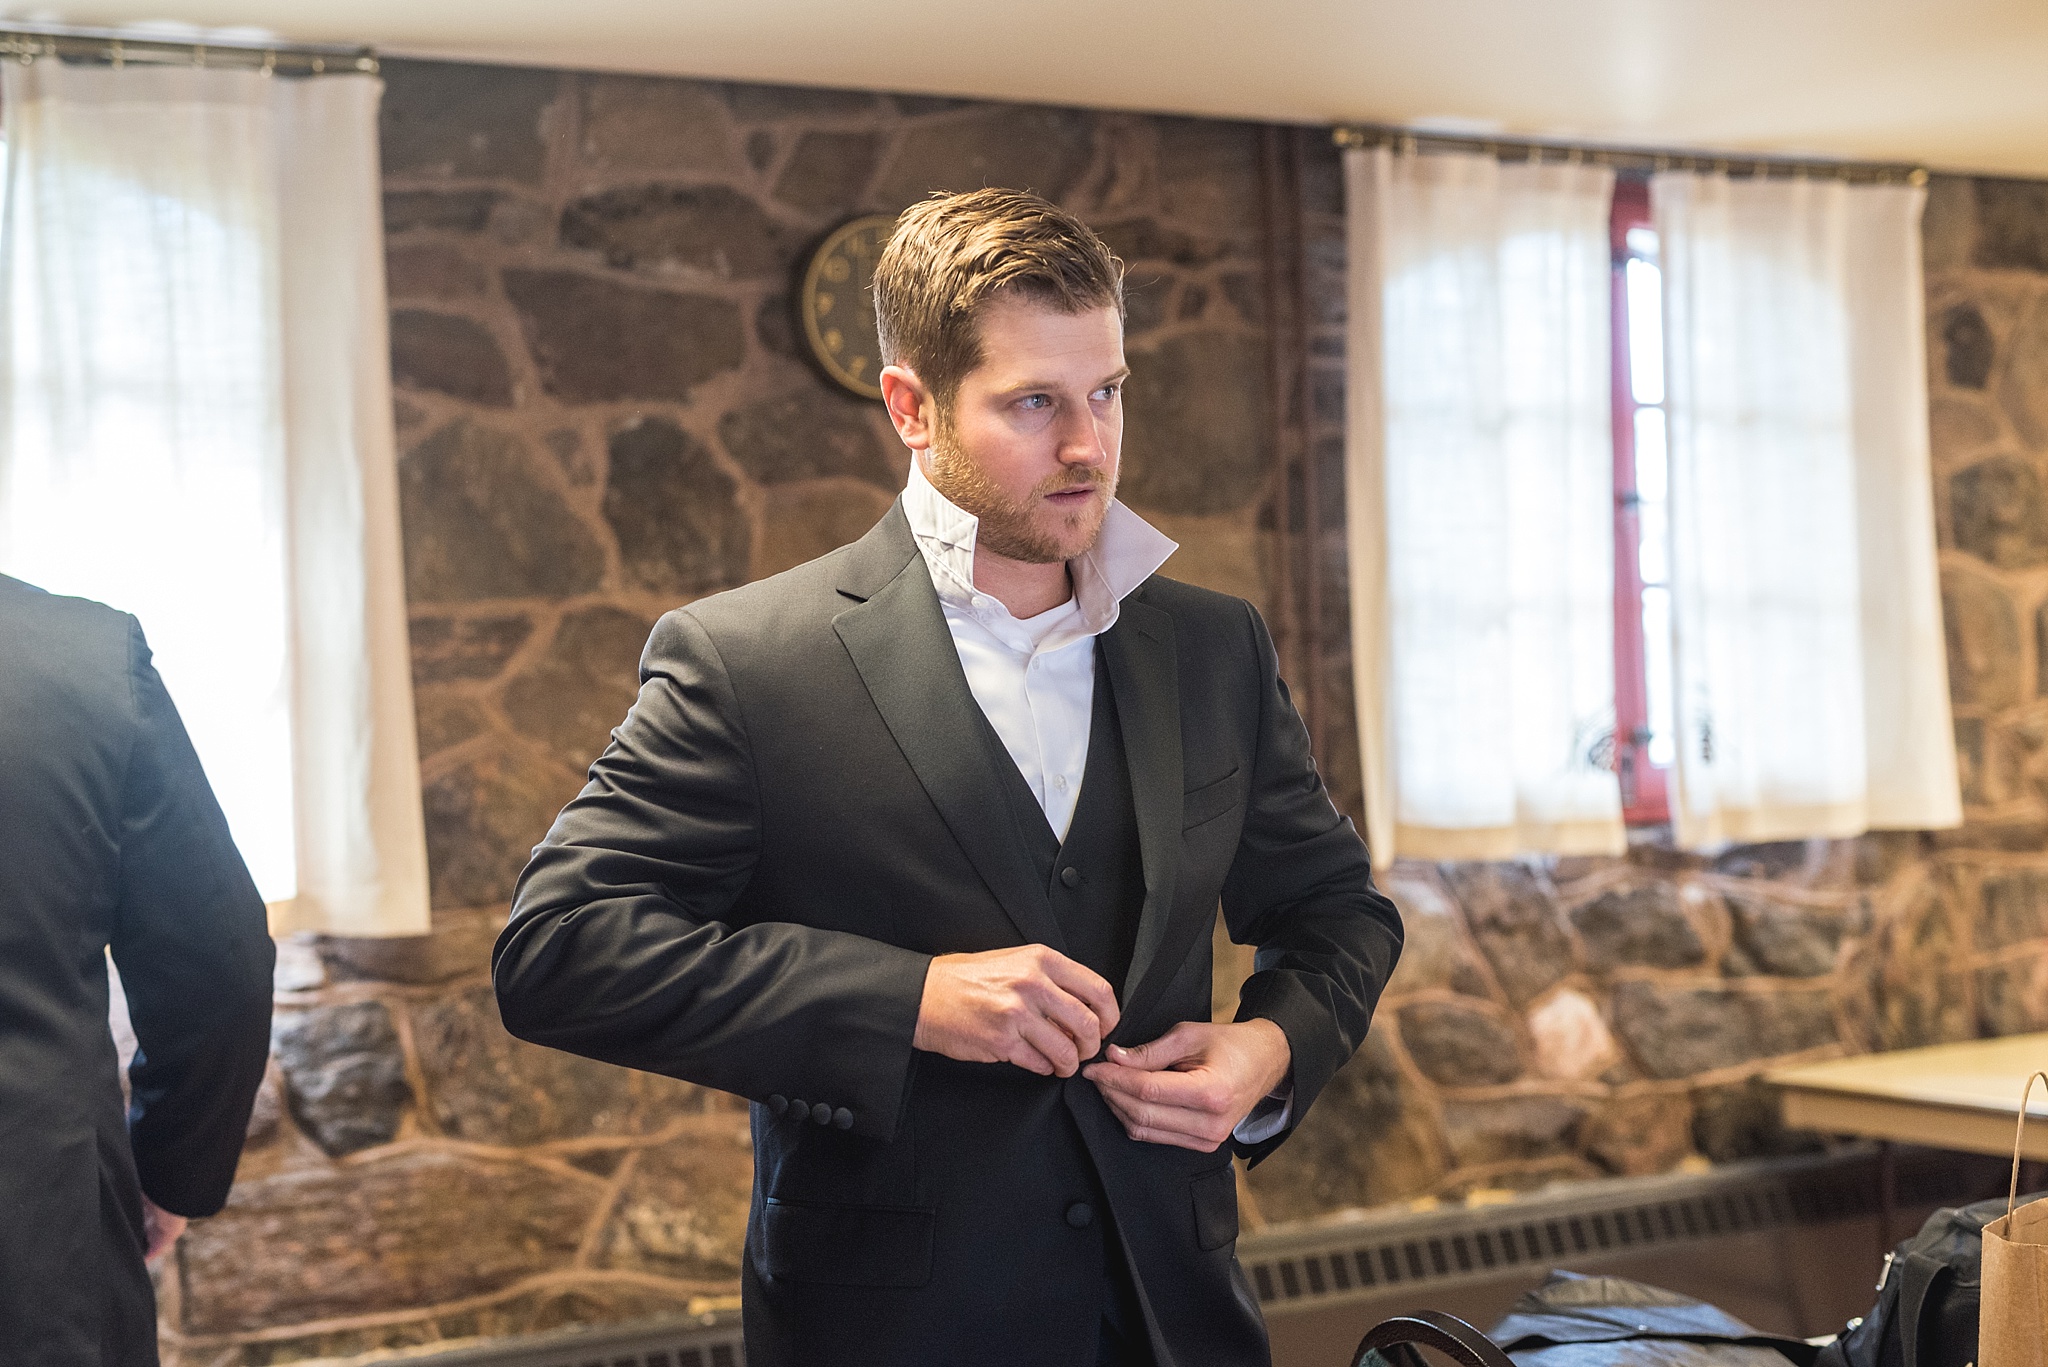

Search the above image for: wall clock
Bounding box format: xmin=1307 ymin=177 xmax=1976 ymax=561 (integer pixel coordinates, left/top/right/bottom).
xmin=798 ymin=214 xmax=894 ymax=402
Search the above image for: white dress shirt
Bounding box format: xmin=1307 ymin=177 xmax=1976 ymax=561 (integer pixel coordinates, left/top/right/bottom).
xmin=902 ymin=461 xmax=1293 ymax=1143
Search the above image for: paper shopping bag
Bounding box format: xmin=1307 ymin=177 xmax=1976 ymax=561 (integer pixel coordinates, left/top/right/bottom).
xmin=1982 ymin=1070 xmax=2048 ymax=1367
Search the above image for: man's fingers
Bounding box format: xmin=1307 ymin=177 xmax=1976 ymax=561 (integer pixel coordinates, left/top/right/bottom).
xmin=1088 ymin=1059 xmax=1230 ymax=1112
xmin=1038 ymin=952 xmax=1121 ymax=1039
xmin=1026 ymin=980 xmax=1105 ymax=1060
xmin=1107 ymin=1020 xmax=1205 ymax=1072
xmin=1096 ymin=1086 xmax=1229 ymax=1151
xmin=1016 ymin=1016 xmax=1082 ymax=1077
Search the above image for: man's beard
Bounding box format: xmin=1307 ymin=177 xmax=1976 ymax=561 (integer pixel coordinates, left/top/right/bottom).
xmin=926 ymin=431 xmax=1115 ymax=566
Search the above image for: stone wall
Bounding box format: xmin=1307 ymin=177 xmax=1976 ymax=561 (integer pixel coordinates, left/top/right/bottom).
xmin=1240 ymin=172 xmax=2048 ymax=1225
xmin=153 ymin=53 xmax=2048 ymax=1361
xmin=158 ymin=60 xmax=1284 ymax=1364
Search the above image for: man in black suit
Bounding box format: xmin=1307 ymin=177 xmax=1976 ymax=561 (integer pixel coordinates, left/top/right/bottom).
xmin=0 ymin=575 xmax=275 ymax=1365
xmin=495 ymin=189 xmax=1402 ymax=1367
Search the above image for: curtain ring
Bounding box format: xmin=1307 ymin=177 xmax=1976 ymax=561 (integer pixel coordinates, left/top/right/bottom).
xmin=261 ymin=49 xmax=276 ymax=77
xmin=110 ymin=39 xmax=123 ymax=69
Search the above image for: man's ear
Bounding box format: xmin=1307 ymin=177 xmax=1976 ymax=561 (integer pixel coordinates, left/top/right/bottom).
xmin=880 ymin=365 xmax=935 ymax=453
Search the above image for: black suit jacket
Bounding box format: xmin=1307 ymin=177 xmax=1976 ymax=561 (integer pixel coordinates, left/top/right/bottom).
xmin=0 ymin=575 xmax=274 ymax=1365
xmin=495 ymin=506 xmax=1401 ymax=1366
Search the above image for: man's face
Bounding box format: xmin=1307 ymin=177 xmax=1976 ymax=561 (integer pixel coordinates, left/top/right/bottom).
xmin=924 ymin=295 xmax=1127 ymax=566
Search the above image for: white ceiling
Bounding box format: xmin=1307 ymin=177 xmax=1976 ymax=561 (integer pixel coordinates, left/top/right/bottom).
xmin=8 ymin=0 xmax=2048 ymax=177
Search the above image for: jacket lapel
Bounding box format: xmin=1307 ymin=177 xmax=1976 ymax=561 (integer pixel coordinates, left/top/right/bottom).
xmin=832 ymin=506 xmax=1068 ymax=954
xmin=1098 ymin=597 xmax=1190 ymax=1028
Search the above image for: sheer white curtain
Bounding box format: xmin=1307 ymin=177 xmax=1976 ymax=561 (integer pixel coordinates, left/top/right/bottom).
xmin=1346 ymin=146 xmax=1624 ymax=866
xmin=1654 ymin=173 xmax=1960 ymax=846
xmin=0 ymin=60 xmax=429 ymax=935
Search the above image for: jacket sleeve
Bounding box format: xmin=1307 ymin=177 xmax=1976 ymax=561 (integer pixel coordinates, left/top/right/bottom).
xmin=110 ymin=620 xmax=276 ymax=1218
xmin=1222 ymin=601 xmax=1403 ymax=1166
xmin=493 ymin=608 xmax=932 ymax=1142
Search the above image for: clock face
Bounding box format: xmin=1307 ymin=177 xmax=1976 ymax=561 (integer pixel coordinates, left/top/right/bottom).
xmin=799 ymin=214 xmax=895 ymax=401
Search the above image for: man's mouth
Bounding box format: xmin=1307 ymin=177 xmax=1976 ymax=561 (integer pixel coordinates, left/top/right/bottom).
xmin=1044 ymin=486 xmax=1099 ymax=506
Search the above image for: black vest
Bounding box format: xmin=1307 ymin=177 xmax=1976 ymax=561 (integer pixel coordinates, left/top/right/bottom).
xmin=976 ymin=649 xmax=1146 ymax=994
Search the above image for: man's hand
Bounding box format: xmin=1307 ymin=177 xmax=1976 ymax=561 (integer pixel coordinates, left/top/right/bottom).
xmin=142 ymin=1196 xmax=187 ymax=1265
xmin=914 ymin=945 xmax=1121 ymax=1078
xmin=1083 ymin=1018 xmax=1292 ymax=1152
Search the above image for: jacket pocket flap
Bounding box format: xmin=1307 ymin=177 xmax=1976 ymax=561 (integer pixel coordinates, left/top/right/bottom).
xmin=761 ymin=1198 xmax=936 ymax=1287
xmin=1191 ymin=1165 xmax=1239 ymax=1251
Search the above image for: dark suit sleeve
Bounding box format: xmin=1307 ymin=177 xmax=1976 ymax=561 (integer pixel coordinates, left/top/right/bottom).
xmin=1221 ymin=601 xmax=1402 ymax=1166
xmin=494 ymin=609 xmax=932 ymax=1142
xmin=110 ymin=620 xmax=275 ymax=1218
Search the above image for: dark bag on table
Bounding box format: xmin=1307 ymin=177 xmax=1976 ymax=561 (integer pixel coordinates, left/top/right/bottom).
xmin=1354 ymin=1271 xmax=1819 ymax=1367
xmin=1814 ymin=1190 xmax=2048 ymax=1367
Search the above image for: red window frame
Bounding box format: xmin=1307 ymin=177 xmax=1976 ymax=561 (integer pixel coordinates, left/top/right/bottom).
xmin=1611 ymin=177 xmax=1669 ymax=825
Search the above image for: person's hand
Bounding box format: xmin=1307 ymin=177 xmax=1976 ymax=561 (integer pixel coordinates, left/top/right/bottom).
xmin=142 ymin=1196 xmax=187 ymax=1265
xmin=1083 ymin=1018 xmax=1292 ymax=1151
xmin=914 ymin=945 xmax=1121 ymax=1078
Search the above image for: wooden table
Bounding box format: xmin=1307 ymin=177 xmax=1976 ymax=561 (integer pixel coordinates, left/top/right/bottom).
xmin=1767 ymin=1033 xmax=2048 ymax=1247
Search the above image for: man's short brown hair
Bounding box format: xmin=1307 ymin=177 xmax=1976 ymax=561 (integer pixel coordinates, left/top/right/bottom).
xmin=872 ymin=188 xmax=1124 ymax=411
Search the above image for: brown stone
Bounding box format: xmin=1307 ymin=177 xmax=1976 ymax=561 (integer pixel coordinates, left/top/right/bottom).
xmin=1974 ymin=178 xmax=2048 ymax=275
xmin=1942 ymin=303 xmax=1996 ymax=390
xmin=385 ymin=243 xmax=493 ymax=301
xmin=1581 ymin=1093 xmax=1694 ymax=1176
xmin=1723 ymin=894 xmax=1853 ymax=977
xmin=1951 ymin=456 xmax=2048 ymax=567
xmin=1691 ymin=1078 xmax=1823 ymax=1162
xmin=1527 ymin=988 xmax=1621 ymax=1082
xmin=411 ymin=985 xmax=690 ymax=1145
xmin=1439 ymin=1094 xmax=1586 ymax=1166
xmin=384 ymin=188 xmax=502 ymax=235
xmin=390 ymin=309 xmax=515 ymax=407
xmin=1977 ymin=868 xmax=2048 ymax=950
xmin=561 ymin=184 xmax=798 ymax=282
xmin=176 ymin=1150 xmax=601 ymax=1334
xmin=1570 ymin=884 xmax=1706 ymax=970
xmin=1943 ymin=570 xmax=2024 ymax=709
xmin=578 ymin=73 xmax=740 ymax=175
xmin=1119 ymin=332 xmax=1272 ymax=516
xmin=1929 ymin=396 xmax=2004 ymax=461
xmin=380 ymin=58 xmax=558 ymax=185
xmin=409 ymin=612 xmax=535 ymax=684
xmin=872 ymin=105 xmax=1098 ymax=207
xmin=400 ymin=421 xmax=605 ymax=604
xmin=270 ymin=1002 xmax=413 ymax=1158
xmin=1377 ymin=870 xmax=1492 ymax=998
xmin=413 ymin=691 xmax=491 ymax=757
xmin=1243 ymin=1031 xmax=1446 ymax=1221
xmin=1922 ymin=176 xmax=1977 ymax=274
xmin=605 ymin=417 xmax=753 ymax=597
xmin=718 ymin=387 xmax=897 ymax=489
xmin=421 ymin=740 xmax=582 ymax=911
xmin=503 ymin=605 xmax=656 ymax=771
xmin=754 ymin=479 xmax=897 ymax=580
xmin=1441 ymin=862 xmax=1574 ymax=1006
xmin=1610 ymin=982 xmax=1837 ymax=1079
xmin=1095 ymin=218 xmax=1229 ymax=269
xmin=505 ymin=269 xmax=745 ymax=404
xmin=1999 ymin=297 xmax=2048 ymax=448
xmin=318 ymin=907 xmax=503 ymax=986
xmin=722 ymin=81 xmax=884 ymax=121
xmin=1979 ymin=953 xmax=2048 ymax=1034
xmin=748 ymin=129 xmax=777 ymax=171
xmin=1155 ymin=117 xmax=1263 ymax=244
xmin=774 ymin=130 xmax=883 ymax=213
xmin=1122 ymin=271 xmax=1173 ymax=336
xmin=1220 ymin=271 xmax=1265 ymax=326
xmin=757 ymin=292 xmax=800 ymax=358
xmin=593 ymin=1117 xmax=756 ymax=1281
xmin=1396 ymin=1001 xmax=1523 ymax=1086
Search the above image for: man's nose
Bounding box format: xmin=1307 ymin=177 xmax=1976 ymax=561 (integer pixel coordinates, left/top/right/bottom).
xmin=1057 ymin=408 xmax=1111 ymax=467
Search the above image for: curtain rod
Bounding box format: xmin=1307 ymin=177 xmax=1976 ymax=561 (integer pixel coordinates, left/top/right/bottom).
xmin=0 ymin=24 xmax=376 ymax=76
xmin=1331 ymin=124 xmax=1928 ymax=186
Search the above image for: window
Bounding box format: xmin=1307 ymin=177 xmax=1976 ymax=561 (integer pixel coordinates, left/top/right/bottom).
xmin=1610 ymin=178 xmax=1676 ymax=826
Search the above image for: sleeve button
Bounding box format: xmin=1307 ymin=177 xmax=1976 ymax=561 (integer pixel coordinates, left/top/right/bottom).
xmin=811 ymin=1103 xmax=833 ymax=1126
xmin=787 ymin=1098 xmax=806 ymax=1121
xmin=767 ymin=1094 xmax=788 ymax=1116
xmin=833 ymin=1107 xmax=854 ymax=1130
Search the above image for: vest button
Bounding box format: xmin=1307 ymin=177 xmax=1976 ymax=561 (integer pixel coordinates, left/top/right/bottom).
xmin=1065 ymin=1201 xmax=1094 ymax=1228
xmin=1060 ymin=866 xmax=1081 ymax=888
xmin=832 ymin=1107 xmax=854 ymax=1130
xmin=810 ymin=1103 xmax=833 ymax=1126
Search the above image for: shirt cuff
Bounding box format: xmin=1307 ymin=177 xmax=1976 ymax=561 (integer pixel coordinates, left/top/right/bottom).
xmin=1231 ymin=1084 xmax=1294 ymax=1145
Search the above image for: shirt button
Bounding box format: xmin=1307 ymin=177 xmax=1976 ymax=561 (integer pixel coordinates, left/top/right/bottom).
xmin=1061 ymin=867 xmax=1081 ymax=888
xmin=1066 ymin=1201 xmax=1094 ymax=1228
xmin=1054 ymin=775 xmax=1069 ymax=791
xmin=972 ymin=595 xmax=988 ymax=608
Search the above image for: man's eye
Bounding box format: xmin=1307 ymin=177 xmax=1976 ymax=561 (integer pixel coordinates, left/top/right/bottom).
xmin=1093 ymin=384 xmax=1120 ymax=401
xmin=1019 ymin=394 xmax=1052 ymax=410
